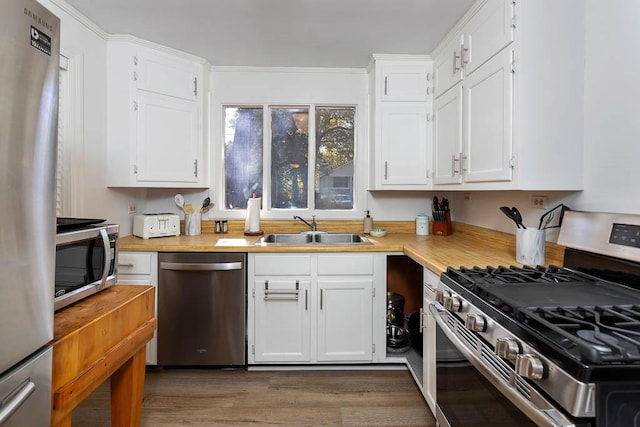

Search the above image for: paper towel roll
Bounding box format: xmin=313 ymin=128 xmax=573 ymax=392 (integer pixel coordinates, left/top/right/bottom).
xmin=245 ymin=197 xmax=261 ymax=233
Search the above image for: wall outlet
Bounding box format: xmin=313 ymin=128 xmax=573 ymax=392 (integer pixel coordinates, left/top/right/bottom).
xmin=128 ymin=204 xmax=137 ymax=214
xmin=464 ymin=193 xmax=471 ymax=201
xmin=531 ymin=196 xmax=547 ymax=210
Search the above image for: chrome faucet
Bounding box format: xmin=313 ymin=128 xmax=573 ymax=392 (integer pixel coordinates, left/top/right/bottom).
xmin=294 ymin=215 xmax=317 ymax=232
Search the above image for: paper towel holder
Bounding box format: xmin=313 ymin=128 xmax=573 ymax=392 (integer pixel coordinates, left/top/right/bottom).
xmin=244 ymin=194 xmax=264 ymax=236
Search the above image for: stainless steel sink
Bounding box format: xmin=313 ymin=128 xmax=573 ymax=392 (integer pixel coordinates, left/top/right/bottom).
xmin=257 ymin=233 xmax=371 ymax=245
xmin=314 ymin=233 xmax=370 ymax=244
xmin=260 ymin=233 xmax=314 ymax=244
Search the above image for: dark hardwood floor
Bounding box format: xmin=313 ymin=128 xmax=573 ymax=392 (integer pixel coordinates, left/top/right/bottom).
xmin=72 ymin=368 xmax=435 ymax=426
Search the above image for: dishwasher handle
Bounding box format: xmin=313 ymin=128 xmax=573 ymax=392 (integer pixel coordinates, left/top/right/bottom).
xmin=160 ymin=261 xmax=243 ymax=271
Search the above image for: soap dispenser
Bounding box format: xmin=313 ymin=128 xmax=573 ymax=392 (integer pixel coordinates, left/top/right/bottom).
xmin=363 ymin=210 xmax=373 ymax=234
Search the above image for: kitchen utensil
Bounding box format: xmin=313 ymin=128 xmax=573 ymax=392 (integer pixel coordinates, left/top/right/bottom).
xmin=499 ymin=206 xmax=520 ymax=229
xmin=201 ymin=197 xmax=211 ymax=212
xmin=183 ymin=203 xmax=193 ymax=214
xmin=174 ymin=194 xmax=185 ymax=210
xmin=511 ymin=207 xmax=526 ymax=229
xmin=538 ymin=204 xmax=571 ymax=230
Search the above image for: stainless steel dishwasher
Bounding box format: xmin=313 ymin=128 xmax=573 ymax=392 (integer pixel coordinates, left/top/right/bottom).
xmin=157 ymin=252 xmax=246 ymax=366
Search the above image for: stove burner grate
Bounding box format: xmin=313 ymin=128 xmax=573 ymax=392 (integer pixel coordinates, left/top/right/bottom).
xmin=519 ymin=304 xmax=640 ymax=364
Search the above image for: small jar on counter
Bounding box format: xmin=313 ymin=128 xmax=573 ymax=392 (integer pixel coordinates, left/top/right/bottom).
xmin=416 ymin=213 xmax=429 ymax=235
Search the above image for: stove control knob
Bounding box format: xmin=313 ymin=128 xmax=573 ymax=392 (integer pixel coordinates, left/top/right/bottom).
xmin=443 ymin=296 xmax=463 ymax=312
xmin=465 ymin=314 xmax=487 ymax=332
xmin=515 ymin=354 xmax=545 ymax=380
xmin=435 ymin=289 xmax=450 ymax=304
xmin=495 ymin=338 xmax=520 ymax=360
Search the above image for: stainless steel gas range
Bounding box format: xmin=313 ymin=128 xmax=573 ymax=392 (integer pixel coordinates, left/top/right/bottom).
xmin=430 ymin=211 xmax=640 ymax=427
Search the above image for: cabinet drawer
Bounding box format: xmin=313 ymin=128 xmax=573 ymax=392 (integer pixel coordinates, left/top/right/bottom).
xmin=118 ymin=252 xmax=153 ymax=275
xmin=317 ymin=254 xmax=374 ymax=276
xmin=254 ymin=254 xmax=312 ymax=276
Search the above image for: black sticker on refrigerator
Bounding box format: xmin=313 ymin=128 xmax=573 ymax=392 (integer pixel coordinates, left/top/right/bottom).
xmin=30 ymin=26 xmax=52 ymax=56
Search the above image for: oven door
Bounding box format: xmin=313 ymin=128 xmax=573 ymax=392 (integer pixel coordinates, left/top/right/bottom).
xmin=428 ymin=303 xmax=578 ymax=427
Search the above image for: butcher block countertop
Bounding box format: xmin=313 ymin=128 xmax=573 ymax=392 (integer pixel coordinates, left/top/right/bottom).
xmin=52 ymin=285 xmax=156 ymax=426
xmin=119 ymin=220 xmax=564 ymax=273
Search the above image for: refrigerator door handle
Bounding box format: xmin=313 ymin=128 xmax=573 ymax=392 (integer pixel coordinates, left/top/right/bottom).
xmin=0 ymin=379 xmax=36 ymax=424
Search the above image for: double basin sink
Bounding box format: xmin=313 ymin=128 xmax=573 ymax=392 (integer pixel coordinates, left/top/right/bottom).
xmin=257 ymin=233 xmax=371 ymax=245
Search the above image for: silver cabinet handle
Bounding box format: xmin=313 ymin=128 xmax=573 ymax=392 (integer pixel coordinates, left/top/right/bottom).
xmin=461 ymin=45 xmax=469 ymax=66
xmin=160 ymin=262 xmax=243 ymax=271
xmin=384 ymin=76 xmax=388 ymax=95
xmin=451 ymin=154 xmax=460 ymax=176
xmin=117 ymin=263 xmax=134 ymax=268
xmin=461 ymin=153 xmax=468 ymax=175
xmin=0 ymin=380 xmax=35 ymax=424
xmin=453 ymin=50 xmax=461 ymax=74
xmin=384 ymin=161 xmax=388 ymax=180
xmin=193 ymin=77 xmax=198 ymax=96
xmin=193 ymin=160 xmax=198 ymax=178
xmin=305 ymin=289 xmax=308 ymax=311
xmin=320 ymin=289 xmax=323 ymax=310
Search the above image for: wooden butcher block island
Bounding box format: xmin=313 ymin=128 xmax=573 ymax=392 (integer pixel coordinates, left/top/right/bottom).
xmin=51 ymin=285 xmax=156 ymax=427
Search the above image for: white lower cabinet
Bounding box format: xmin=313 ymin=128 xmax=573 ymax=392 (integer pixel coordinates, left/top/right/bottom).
xmin=116 ymin=251 xmax=158 ymax=365
xmin=253 ymin=277 xmax=311 ymax=362
xmin=249 ymin=253 xmax=383 ymax=364
xmin=422 ymin=268 xmax=439 ymax=414
xmin=317 ymin=278 xmax=373 ymax=361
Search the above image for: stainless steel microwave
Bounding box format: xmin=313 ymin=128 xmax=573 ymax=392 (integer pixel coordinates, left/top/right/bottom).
xmin=54 ymin=224 xmax=119 ymax=311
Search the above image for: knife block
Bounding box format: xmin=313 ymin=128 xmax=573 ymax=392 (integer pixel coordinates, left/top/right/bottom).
xmin=432 ymin=213 xmax=452 ymax=236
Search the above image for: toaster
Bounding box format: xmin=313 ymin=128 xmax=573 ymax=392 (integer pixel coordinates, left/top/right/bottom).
xmin=133 ymin=214 xmax=180 ymax=239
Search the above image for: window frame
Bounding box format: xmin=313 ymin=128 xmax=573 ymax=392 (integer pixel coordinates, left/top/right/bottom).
xmin=218 ymin=102 xmax=366 ymax=220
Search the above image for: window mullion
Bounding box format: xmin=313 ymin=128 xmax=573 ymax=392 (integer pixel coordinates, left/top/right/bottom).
xmin=307 ymin=104 xmax=316 ymax=212
xmin=262 ymin=104 xmax=271 ymax=213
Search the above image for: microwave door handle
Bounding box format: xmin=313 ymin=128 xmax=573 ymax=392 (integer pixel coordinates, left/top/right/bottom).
xmin=98 ymin=228 xmax=110 ymax=290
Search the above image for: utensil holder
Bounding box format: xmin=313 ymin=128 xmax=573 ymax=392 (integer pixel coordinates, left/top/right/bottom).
xmin=185 ymin=213 xmax=201 ymax=236
xmin=516 ymin=229 xmax=545 ymax=265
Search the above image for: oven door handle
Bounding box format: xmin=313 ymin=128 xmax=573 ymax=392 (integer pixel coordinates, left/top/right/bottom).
xmin=427 ymin=304 xmax=576 ymax=427
xmin=98 ymin=228 xmax=110 ymax=291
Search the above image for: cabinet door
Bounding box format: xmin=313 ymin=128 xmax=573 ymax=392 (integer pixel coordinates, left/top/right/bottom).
xmin=463 ymin=48 xmax=513 ymax=183
xmin=433 ymin=85 xmax=463 ymax=185
xmin=463 ymin=0 xmax=514 ymax=76
xmin=136 ymin=49 xmax=199 ymax=101
xmin=379 ymin=62 xmax=429 ymax=101
xmin=422 ymin=269 xmax=439 ymax=413
xmin=434 ymin=33 xmax=464 ymax=98
xmin=116 ymin=251 xmax=158 ymax=365
xmin=378 ymin=102 xmax=430 ymax=187
xmin=253 ymin=279 xmax=311 ymax=362
xmin=317 ymin=279 xmax=373 ymax=362
xmin=135 ymin=90 xmax=199 ymax=184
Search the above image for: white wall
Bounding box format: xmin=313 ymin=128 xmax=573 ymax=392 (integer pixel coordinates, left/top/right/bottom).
xmin=41 ymin=0 xmax=145 ymax=235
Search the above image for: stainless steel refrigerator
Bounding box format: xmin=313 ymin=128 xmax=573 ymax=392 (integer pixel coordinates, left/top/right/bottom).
xmin=0 ymin=0 xmax=59 ymax=425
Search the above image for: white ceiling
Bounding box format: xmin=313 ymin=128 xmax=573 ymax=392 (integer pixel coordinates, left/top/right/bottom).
xmin=62 ymin=0 xmax=476 ymax=68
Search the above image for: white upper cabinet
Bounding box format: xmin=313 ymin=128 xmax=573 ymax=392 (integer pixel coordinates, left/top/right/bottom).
xmin=432 ymin=0 xmax=585 ymax=191
xmin=369 ymin=55 xmax=433 ymax=190
xmin=378 ymin=61 xmax=430 ymax=102
xmin=462 ymin=0 xmax=514 ymax=76
xmin=433 ymin=33 xmax=464 ymax=98
xmin=135 ymin=49 xmax=200 ymax=101
xmin=433 ymin=85 xmax=463 ymax=185
xmin=106 ymin=37 xmax=208 ymax=188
